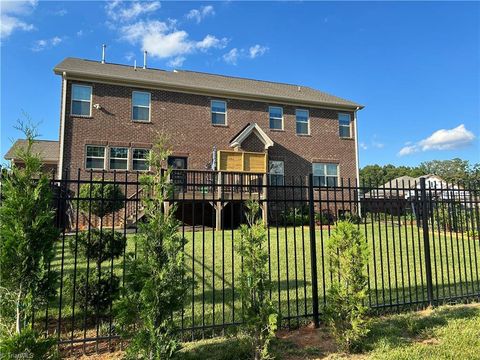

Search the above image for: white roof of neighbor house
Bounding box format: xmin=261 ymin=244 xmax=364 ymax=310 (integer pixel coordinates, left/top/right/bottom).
xmin=54 ymin=57 xmax=364 ymax=110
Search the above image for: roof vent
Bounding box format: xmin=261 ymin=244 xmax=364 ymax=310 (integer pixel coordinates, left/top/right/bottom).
xmin=173 ymin=69 xmax=178 ymax=73
xmin=297 ymin=86 xmax=301 ymax=92
xmin=143 ymin=50 xmax=147 ymax=69
xmin=101 ymin=44 xmax=106 ymax=64
xmin=134 ymin=60 xmax=137 ymax=70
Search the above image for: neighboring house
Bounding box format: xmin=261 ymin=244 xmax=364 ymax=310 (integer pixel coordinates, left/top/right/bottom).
xmin=52 ymin=57 xmax=363 ymax=228
xmin=4 ymin=139 xmax=59 ymax=175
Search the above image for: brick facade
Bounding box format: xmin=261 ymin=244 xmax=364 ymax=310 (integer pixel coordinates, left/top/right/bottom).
xmin=61 ymin=80 xmax=358 ymax=185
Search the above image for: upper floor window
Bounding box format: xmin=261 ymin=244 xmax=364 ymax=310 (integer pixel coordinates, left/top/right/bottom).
xmin=269 ymin=106 xmax=283 ymax=130
xmin=86 ymin=145 xmax=105 ymax=170
xmin=132 ymin=148 xmax=150 ymax=171
xmin=132 ymin=91 xmax=151 ymax=122
xmin=211 ymin=100 xmax=227 ymax=125
xmin=269 ymin=160 xmax=285 ymax=185
xmin=110 ymin=147 xmax=128 ymax=170
xmin=71 ymin=84 xmax=92 ymax=116
xmin=312 ymin=163 xmax=338 ymax=187
xmin=296 ymin=109 xmax=309 ymax=135
xmin=339 ymin=113 xmax=351 ymax=138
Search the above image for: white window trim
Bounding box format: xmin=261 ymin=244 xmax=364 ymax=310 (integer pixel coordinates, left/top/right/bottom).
xmin=132 ymin=91 xmax=151 ymax=122
xmin=71 ymin=84 xmax=92 ymax=117
xmin=338 ymin=113 xmax=352 ymax=139
xmin=295 ymin=109 xmax=310 ymax=135
xmin=109 ymin=147 xmax=129 ymax=171
xmin=85 ymin=145 xmax=106 ymax=170
xmin=268 ymin=106 xmax=284 ymax=130
xmin=211 ymin=100 xmax=227 ymax=126
xmin=132 ymin=148 xmax=151 ymax=172
xmin=312 ymin=163 xmax=339 ymax=187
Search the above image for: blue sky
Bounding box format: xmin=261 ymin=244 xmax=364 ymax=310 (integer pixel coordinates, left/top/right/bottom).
xmin=1 ymin=1 xmax=479 ymax=168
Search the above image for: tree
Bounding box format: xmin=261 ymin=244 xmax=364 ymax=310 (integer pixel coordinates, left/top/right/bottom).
xmin=237 ymin=200 xmax=278 ymax=360
xmin=0 ymin=123 xmax=59 ymax=335
xmin=419 ymin=158 xmax=470 ymax=183
xmin=115 ymin=135 xmax=190 ymax=359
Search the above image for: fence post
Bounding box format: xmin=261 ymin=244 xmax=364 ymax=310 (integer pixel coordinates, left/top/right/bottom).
xmin=420 ymin=177 xmax=434 ymax=306
xmin=308 ymin=173 xmax=320 ymax=327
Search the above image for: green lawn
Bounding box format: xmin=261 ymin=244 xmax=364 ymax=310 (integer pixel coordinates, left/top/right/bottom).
xmin=46 ymin=222 xmax=480 ymax=341
xmin=176 ymin=304 xmax=480 ymax=360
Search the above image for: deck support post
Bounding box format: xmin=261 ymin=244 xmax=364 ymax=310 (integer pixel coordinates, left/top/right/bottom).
xmin=215 ymin=201 xmax=223 ymax=230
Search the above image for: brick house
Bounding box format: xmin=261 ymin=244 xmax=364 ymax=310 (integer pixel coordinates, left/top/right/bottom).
xmin=53 ymin=57 xmax=363 ymax=228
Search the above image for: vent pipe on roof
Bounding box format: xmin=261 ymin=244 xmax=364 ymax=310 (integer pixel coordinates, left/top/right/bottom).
xmin=134 ymin=60 xmax=137 ymax=70
xmin=143 ymin=51 xmax=147 ymax=69
xmin=101 ymin=44 xmax=106 ymax=64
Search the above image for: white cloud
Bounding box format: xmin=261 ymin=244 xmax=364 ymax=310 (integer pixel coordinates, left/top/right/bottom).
xmin=248 ymin=44 xmax=268 ymax=59
xmin=31 ymin=36 xmax=63 ymax=52
xmin=54 ymin=9 xmax=67 ymax=16
xmin=359 ymin=142 xmax=368 ymax=150
xmin=186 ymin=5 xmax=214 ymax=24
xmin=398 ymin=124 xmax=476 ymax=156
xmin=167 ymin=56 xmax=186 ymax=68
xmin=76 ymin=30 xmax=83 ymax=37
xmin=1 ymin=0 xmax=37 ymax=39
xmin=120 ymin=20 xmax=226 ymax=59
xmin=223 ymin=48 xmax=239 ymax=65
xmin=105 ymin=1 xmax=161 ymax=23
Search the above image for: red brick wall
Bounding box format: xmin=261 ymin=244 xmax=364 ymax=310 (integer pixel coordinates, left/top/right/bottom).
xmin=61 ymin=80 xmax=358 ymax=185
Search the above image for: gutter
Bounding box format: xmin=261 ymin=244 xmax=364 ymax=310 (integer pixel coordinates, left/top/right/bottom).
xmin=353 ymin=106 xmax=362 ymax=217
xmin=57 ymin=72 xmax=67 ymax=179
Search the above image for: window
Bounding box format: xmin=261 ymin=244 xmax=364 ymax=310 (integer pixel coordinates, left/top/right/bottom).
xmin=132 ymin=149 xmax=150 ymax=171
xmin=211 ymin=100 xmax=227 ymax=125
xmin=269 ymin=160 xmax=285 ymax=185
xmin=312 ymin=163 xmax=338 ymax=187
xmin=85 ymin=145 xmax=105 ymax=170
xmin=296 ymin=109 xmax=309 ymax=135
xmin=109 ymin=147 xmax=128 ymax=170
xmin=132 ymin=91 xmax=151 ymax=122
xmin=339 ymin=113 xmax=351 ymax=138
xmin=269 ymin=106 xmax=283 ymax=130
xmin=71 ymin=84 xmax=92 ymax=116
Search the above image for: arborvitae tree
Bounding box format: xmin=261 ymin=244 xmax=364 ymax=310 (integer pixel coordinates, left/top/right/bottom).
xmin=115 ymin=135 xmax=190 ymax=359
xmin=237 ymin=200 xmax=278 ymax=360
xmin=0 ymin=124 xmax=59 ymax=341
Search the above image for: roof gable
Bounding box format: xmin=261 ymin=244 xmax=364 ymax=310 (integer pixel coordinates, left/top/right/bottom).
xmin=230 ymin=123 xmax=274 ymax=150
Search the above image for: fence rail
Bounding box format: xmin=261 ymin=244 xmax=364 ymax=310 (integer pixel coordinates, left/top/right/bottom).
xmin=3 ymin=169 xmax=479 ymax=351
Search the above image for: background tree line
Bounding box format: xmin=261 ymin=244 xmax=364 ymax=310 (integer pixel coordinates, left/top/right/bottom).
xmin=360 ymin=158 xmax=480 ymax=186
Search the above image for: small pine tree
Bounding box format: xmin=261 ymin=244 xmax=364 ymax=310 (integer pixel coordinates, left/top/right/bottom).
xmin=237 ymin=200 xmax=278 ymax=360
xmin=0 ymin=123 xmax=59 ymax=347
xmin=325 ymin=221 xmax=370 ymax=352
xmin=115 ymin=135 xmax=190 ymax=359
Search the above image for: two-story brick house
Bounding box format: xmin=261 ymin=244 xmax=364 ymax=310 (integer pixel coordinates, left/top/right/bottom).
xmin=53 ymin=57 xmax=363 ymax=228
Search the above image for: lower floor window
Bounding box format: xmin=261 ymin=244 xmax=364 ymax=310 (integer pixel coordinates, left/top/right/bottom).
xmin=312 ymin=163 xmax=338 ymax=187
xmin=86 ymin=145 xmax=105 ymax=170
xmin=133 ymin=149 xmax=150 ymax=171
xmin=110 ymin=147 xmax=128 ymax=170
xmin=269 ymin=160 xmax=285 ymax=185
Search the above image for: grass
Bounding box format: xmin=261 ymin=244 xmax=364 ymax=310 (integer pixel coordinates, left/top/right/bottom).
xmin=44 ymin=221 xmax=480 ymax=341
xmin=173 ymin=304 xmax=480 ymax=360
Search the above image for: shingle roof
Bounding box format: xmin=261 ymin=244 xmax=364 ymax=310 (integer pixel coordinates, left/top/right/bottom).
xmin=4 ymin=139 xmax=59 ymax=163
xmin=54 ymin=57 xmax=363 ymax=109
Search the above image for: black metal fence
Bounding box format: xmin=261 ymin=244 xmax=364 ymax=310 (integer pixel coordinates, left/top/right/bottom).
xmin=4 ymin=169 xmax=480 ymax=351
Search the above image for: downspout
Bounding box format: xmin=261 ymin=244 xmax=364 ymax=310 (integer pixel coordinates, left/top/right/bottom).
xmin=353 ymin=106 xmax=362 ymax=217
xmin=58 ymin=72 xmax=67 ymax=179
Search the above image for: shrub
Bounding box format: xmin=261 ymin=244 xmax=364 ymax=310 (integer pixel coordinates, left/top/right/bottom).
xmin=0 ymin=328 xmax=59 ymax=360
xmin=237 ymin=200 xmax=278 ymax=360
xmin=79 ymin=182 xmax=125 ymax=218
xmin=315 ymin=209 xmax=335 ymax=225
xmin=69 ymin=229 xmax=126 ymax=263
xmin=75 ymin=269 xmax=120 ymax=314
xmin=325 ymin=221 xmax=370 ymax=352
xmin=280 ymin=206 xmax=309 ymax=226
